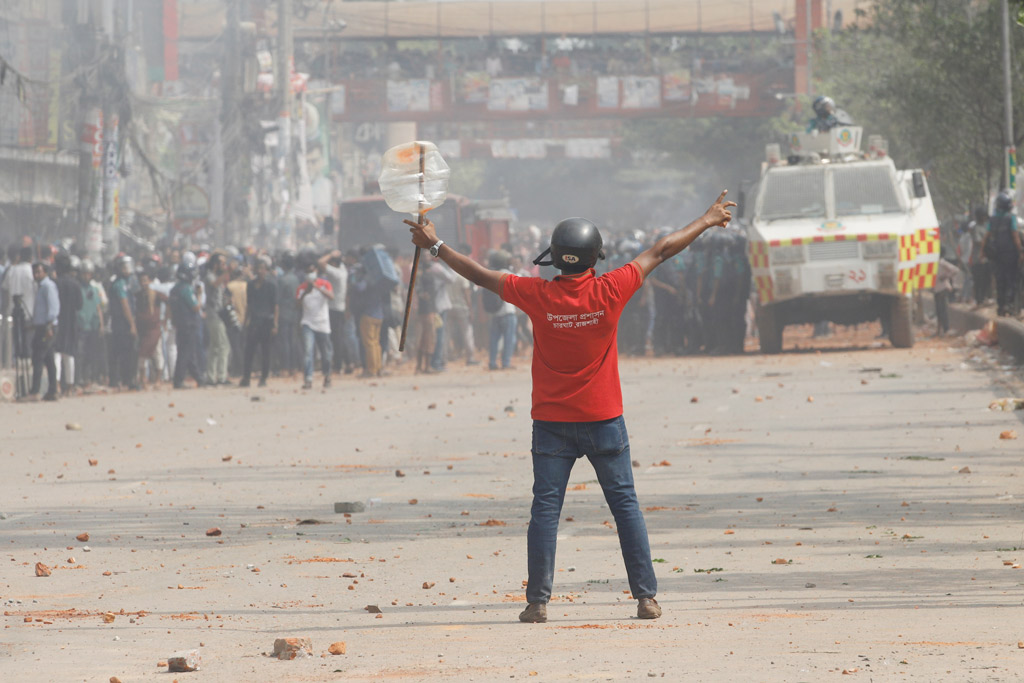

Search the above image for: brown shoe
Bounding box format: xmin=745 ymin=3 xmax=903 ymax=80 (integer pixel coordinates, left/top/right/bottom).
xmin=518 ymin=602 xmax=547 ymax=623
xmin=637 ymin=597 xmax=662 ymax=619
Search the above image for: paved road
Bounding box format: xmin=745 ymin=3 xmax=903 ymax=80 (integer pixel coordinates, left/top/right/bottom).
xmin=2 ymin=334 xmax=1023 ymax=681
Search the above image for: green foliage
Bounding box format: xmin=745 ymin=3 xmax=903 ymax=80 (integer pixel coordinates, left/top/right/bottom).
xmin=818 ymin=0 xmax=1024 ymax=213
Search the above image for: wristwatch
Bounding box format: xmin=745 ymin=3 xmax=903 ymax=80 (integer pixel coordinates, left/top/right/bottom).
xmin=429 ymin=239 xmax=445 ymax=257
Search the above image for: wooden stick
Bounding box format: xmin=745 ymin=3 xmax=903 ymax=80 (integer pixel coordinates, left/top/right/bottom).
xmin=398 ymin=144 xmax=427 ymax=352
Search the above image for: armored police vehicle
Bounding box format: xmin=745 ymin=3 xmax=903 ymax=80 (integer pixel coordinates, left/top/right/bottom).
xmin=746 ymin=127 xmax=939 ymax=353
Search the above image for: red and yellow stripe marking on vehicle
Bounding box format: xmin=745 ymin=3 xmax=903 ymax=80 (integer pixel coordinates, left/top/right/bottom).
xmin=754 ymin=274 xmax=774 ymax=303
xmin=747 ymin=241 xmax=773 ymax=302
xmin=914 ymin=227 xmax=940 ymax=290
xmin=767 ymin=233 xmax=894 ymax=247
xmin=748 ymin=240 xmax=769 ymax=269
xmin=897 ymin=227 xmax=939 ymax=294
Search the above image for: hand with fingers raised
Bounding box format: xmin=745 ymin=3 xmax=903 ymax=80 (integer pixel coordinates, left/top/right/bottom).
xmin=705 ymin=190 xmax=738 ymax=228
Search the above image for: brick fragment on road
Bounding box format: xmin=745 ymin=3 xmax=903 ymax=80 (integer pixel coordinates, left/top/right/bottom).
xmin=167 ymin=649 xmax=201 ymax=672
xmin=273 ymin=637 xmax=312 ymax=660
xmin=328 ymin=641 xmax=346 ymax=655
xmin=35 ymin=562 xmax=51 ymax=577
xmin=205 ymin=527 xmax=221 ymax=537
xmin=76 ymin=532 xmax=89 ymax=542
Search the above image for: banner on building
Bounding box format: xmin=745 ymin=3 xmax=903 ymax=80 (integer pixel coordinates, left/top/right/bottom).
xmin=565 ymin=138 xmax=611 ymax=160
xmin=490 ymin=139 xmax=547 ymax=159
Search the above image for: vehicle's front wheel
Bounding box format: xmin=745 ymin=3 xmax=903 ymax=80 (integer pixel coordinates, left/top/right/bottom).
xmin=889 ymin=295 xmax=914 ymax=348
xmin=756 ymin=305 xmax=783 ymax=354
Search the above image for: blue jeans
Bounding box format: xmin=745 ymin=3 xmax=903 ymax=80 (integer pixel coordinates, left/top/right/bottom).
xmin=489 ymin=313 xmax=516 ymax=369
xmin=527 ymin=416 xmax=657 ymax=604
xmin=301 ymin=324 xmax=333 ymax=382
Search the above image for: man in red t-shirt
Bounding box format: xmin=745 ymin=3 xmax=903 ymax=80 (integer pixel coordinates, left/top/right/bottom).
xmin=405 ymin=190 xmax=736 ymax=622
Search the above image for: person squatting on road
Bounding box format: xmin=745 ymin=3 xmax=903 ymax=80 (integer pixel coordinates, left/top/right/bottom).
xmin=405 ymin=190 xmax=737 ymax=623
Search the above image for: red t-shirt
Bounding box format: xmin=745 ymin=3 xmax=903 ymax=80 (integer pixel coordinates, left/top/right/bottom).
xmin=500 ymin=262 xmax=644 ymax=422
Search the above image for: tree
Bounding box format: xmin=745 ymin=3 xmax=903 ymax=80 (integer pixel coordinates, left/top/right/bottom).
xmin=818 ymin=0 xmax=1024 ymax=214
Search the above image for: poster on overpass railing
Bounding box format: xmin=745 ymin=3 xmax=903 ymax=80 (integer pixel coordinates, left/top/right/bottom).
xmin=622 ymin=77 xmax=660 ymax=109
xmin=461 ymin=72 xmax=489 ymax=104
xmin=387 ymin=79 xmax=431 ymax=112
xmin=597 ymin=77 xmax=619 ymax=108
xmin=663 ymin=70 xmax=692 ymax=102
xmin=488 ymin=78 xmax=548 ymax=112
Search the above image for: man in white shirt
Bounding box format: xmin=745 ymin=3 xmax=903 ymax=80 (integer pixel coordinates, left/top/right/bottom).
xmin=318 ymin=250 xmax=348 ymax=374
xmin=296 ymin=259 xmax=334 ymax=389
xmin=3 ymin=246 xmax=35 ymax=318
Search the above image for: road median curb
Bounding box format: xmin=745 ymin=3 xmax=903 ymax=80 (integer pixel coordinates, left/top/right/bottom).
xmin=950 ymin=303 xmax=1024 ymax=363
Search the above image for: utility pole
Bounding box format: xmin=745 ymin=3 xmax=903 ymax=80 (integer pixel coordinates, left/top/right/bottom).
xmin=806 ymin=0 xmax=813 ymax=97
xmin=276 ymin=0 xmax=295 ymax=246
xmin=219 ymin=0 xmax=243 ymax=246
xmin=1001 ymin=0 xmax=1016 ymax=192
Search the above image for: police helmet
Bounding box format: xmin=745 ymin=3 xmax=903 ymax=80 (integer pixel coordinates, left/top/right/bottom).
xmin=995 ymin=190 xmax=1014 ymax=213
xmin=812 ymin=95 xmax=835 ymax=119
xmin=533 ymin=217 xmax=605 ymax=274
xmin=116 ymin=255 xmax=134 ymax=276
xmin=176 ymin=262 xmax=195 ymax=281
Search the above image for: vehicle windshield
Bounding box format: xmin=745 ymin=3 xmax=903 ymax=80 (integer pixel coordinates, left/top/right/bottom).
xmin=833 ymin=165 xmax=902 ymax=216
xmin=759 ymin=167 xmax=826 ymax=221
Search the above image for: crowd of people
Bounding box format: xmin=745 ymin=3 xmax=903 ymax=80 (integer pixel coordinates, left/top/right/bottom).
xmin=0 ymin=240 xmax=465 ymax=401
xmin=0 ymin=222 xmax=754 ymax=402
xmin=946 ymin=191 xmax=1024 ymax=322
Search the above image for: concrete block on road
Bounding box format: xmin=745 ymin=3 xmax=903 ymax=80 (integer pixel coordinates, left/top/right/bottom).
xmin=333 ymin=501 xmax=365 ymax=513
xmin=167 ymin=649 xmax=201 ymax=672
xmin=273 ymin=637 xmax=312 ymax=660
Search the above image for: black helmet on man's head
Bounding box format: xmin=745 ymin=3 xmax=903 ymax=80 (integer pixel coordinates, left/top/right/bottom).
xmin=995 ymin=189 xmax=1014 ymax=213
xmin=812 ymin=95 xmax=835 ymax=118
xmin=533 ymin=217 xmax=605 ymax=274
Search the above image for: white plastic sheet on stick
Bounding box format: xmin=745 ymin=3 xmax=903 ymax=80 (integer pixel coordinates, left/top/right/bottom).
xmin=377 ymin=141 xmax=450 ymax=215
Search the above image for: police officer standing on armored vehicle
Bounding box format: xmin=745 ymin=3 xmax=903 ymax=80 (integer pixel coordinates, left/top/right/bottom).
xmin=405 ymin=190 xmax=736 ymax=622
xmin=807 ymin=95 xmax=854 ymax=133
